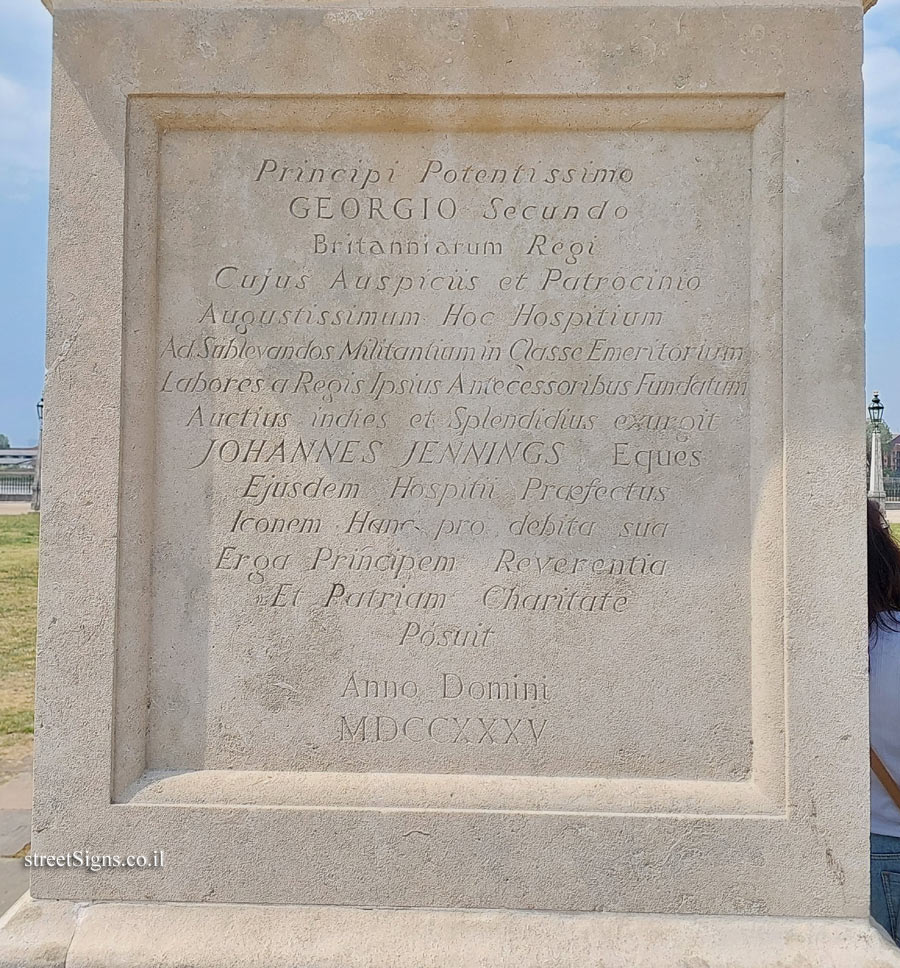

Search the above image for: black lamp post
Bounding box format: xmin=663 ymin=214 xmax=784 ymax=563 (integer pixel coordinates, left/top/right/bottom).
xmin=32 ymin=397 xmax=43 ymax=512
xmin=869 ymin=391 xmax=887 ymax=509
xmin=870 ymin=391 xmax=884 ymax=428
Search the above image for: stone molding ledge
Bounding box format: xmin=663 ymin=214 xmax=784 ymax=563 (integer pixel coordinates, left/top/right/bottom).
xmin=3 ymin=893 xmax=900 ymax=968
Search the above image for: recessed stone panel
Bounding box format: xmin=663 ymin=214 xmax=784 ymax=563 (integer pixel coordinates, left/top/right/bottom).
xmin=115 ymin=97 xmax=783 ymax=795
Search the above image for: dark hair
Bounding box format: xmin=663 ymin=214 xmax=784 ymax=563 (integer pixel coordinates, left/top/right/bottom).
xmin=868 ymin=499 xmax=900 ymax=631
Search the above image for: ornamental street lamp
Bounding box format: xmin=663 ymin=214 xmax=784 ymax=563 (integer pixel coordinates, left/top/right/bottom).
xmin=31 ymin=396 xmax=43 ymax=512
xmin=870 ymin=391 xmax=885 ymax=427
xmin=869 ymin=391 xmax=887 ymax=510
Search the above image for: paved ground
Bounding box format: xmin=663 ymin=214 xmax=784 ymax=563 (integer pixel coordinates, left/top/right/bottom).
xmin=0 ymin=502 xmax=34 ymax=516
xmin=888 ymin=508 xmax=900 ymax=524
xmin=0 ymin=760 xmax=31 ymax=916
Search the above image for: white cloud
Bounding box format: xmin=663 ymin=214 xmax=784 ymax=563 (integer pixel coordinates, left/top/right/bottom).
xmin=0 ymin=0 xmax=51 ymax=201
xmin=864 ymin=45 xmax=900 ymax=135
xmin=866 ymin=0 xmax=900 ymax=43
xmin=864 ymin=0 xmax=900 ymax=244
xmin=866 ymin=139 xmax=900 ymax=246
xmin=3 ymin=0 xmax=52 ymax=31
xmin=0 ymin=71 xmax=50 ymax=200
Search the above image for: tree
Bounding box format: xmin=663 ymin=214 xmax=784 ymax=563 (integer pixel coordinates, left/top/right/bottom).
xmin=0 ymin=434 xmax=9 ymax=449
xmin=867 ymin=418 xmax=895 ymax=477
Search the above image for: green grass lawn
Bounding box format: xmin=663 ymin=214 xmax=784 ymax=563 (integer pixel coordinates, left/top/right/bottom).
xmin=0 ymin=514 xmax=39 ymax=769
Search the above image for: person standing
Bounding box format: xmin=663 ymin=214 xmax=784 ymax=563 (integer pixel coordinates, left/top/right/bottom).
xmin=868 ymin=499 xmax=900 ymax=942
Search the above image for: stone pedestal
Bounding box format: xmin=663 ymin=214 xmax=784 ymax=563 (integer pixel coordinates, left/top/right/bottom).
xmin=1 ymin=0 xmax=889 ymax=962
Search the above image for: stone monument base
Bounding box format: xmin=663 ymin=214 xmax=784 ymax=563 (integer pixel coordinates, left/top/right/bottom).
xmin=3 ymin=893 xmax=900 ymax=968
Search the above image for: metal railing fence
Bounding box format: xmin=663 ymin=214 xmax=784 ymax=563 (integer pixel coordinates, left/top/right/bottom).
xmin=0 ymin=471 xmax=35 ymax=501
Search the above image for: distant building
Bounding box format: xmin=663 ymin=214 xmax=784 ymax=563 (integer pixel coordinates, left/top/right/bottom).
xmin=0 ymin=448 xmax=38 ymax=501
xmin=0 ymin=447 xmax=38 ymax=468
xmin=889 ymin=435 xmax=900 ymax=474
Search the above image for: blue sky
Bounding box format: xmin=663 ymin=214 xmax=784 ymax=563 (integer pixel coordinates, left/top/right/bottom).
xmin=0 ymin=0 xmax=897 ymax=446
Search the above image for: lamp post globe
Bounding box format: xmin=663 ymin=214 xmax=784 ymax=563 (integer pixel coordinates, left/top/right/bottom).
xmin=870 ymin=391 xmax=885 ymax=427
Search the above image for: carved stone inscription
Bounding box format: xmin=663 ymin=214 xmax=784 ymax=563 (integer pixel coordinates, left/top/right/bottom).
xmin=147 ymin=122 xmax=754 ymax=779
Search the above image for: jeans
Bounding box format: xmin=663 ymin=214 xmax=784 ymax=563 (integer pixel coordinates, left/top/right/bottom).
xmin=872 ymin=833 xmax=900 ymax=944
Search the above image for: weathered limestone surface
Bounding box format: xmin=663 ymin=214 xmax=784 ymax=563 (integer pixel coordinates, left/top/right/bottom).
xmin=1 ymin=0 xmax=890 ymax=962
xmin=5 ymin=895 xmax=900 ymax=968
